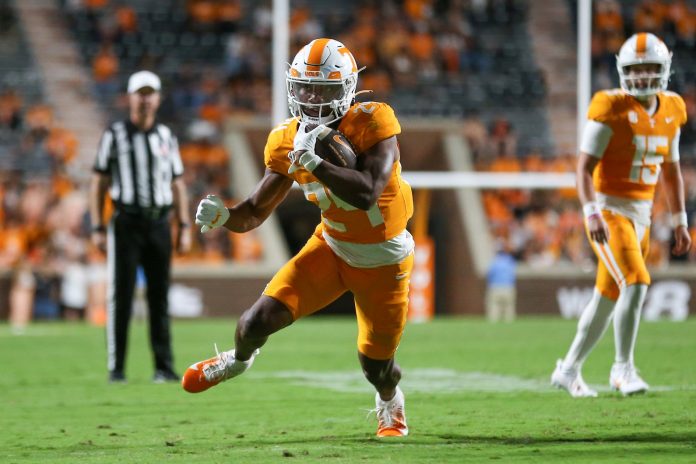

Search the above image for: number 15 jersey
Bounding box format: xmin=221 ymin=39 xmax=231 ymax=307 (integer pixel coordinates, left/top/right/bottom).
xmin=586 ymin=89 xmax=687 ymax=201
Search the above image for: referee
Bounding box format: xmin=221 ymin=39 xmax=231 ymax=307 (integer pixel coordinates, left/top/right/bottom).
xmin=90 ymin=70 xmax=191 ymax=383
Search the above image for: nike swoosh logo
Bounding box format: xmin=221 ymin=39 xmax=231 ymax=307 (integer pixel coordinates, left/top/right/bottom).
xmin=666 ymin=117 xmax=674 ymax=123
xmin=395 ymin=273 xmax=408 ymax=280
xmin=212 ymin=211 xmax=221 ymax=224
xmin=333 ymin=134 xmax=353 ymax=151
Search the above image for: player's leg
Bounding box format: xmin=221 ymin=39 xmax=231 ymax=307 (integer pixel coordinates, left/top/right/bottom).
xmin=613 ymin=284 xmax=648 ymax=364
xmin=236 ymin=235 xmax=348 ymax=358
xmin=607 ymin=219 xmax=651 ymax=395
xmin=233 ymin=295 xmax=294 ymax=361
xmin=485 ymin=287 xmax=500 ymax=322
xmin=182 ymin=295 xmax=294 ymax=393
xmin=348 ymin=253 xmax=413 ymax=437
xmin=503 ymin=287 xmax=516 ymax=322
xmin=107 ymin=215 xmax=141 ymax=382
xmin=552 ymin=290 xmax=616 ymax=397
xmin=141 ymin=218 xmax=177 ymax=381
xmin=552 ymin=211 xmax=620 ymax=397
xmin=182 ymin=235 xmax=347 ymax=393
xmin=560 ymin=289 xmax=616 ymax=371
xmin=8 ymin=264 xmax=35 ymax=334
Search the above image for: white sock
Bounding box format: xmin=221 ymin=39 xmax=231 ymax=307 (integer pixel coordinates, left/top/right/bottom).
xmin=613 ymin=284 xmax=648 ymax=364
xmin=562 ymin=289 xmax=616 ymax=371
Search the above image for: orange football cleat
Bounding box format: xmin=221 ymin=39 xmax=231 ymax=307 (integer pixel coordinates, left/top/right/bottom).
xmin=182 ymin=347 xmax=259 ymax=393
xmin=374 ymin=387 xmax=409 ymax=437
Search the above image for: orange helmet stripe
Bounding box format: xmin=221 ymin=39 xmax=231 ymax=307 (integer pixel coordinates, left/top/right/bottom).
xmin=306 ymin=38 xmax=330 ymax=72
xmin=635 ymin=33 xmax=647 ymax=55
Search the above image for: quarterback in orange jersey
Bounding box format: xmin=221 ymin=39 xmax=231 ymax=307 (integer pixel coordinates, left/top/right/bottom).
xmin=552 ymin=33 xmax=691 ymax=398
xmin=182 ymin=38 xmax=413 ymax=437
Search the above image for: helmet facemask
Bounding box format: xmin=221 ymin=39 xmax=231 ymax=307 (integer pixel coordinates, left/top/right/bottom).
xmin=618 ymin=62 xmax=670 ymax=99
xmin=287 ymin=74 xmax=357 ymax=126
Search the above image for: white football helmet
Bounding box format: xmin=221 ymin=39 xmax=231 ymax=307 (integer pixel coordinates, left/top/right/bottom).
xmin=287 ymin=38 xmax=364 ymax=125
xmin=616 ymin=32 xmax=672 ymax=98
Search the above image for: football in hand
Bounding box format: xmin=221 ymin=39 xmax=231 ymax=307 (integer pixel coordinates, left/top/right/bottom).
xmin=308 ymin=125 xmax=358 ymax=169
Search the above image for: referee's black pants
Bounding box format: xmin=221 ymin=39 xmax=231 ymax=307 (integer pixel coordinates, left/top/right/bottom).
xmin=107 ymin=211 xmax=175 ymax=376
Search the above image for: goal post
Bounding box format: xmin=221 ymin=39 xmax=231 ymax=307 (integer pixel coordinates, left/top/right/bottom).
xmin=401 ymin=172 xmax=576 ymax=190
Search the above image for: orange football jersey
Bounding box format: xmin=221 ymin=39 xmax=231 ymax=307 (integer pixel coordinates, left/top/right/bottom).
xmin=588 ymin=89 xmax=687 ymax=200
xmin=264 ymin=102 xmax=413 ymax=244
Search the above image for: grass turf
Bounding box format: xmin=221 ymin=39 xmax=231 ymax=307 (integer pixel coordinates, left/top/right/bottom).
xmin=1 ymin=317 xmax=695 ymax=463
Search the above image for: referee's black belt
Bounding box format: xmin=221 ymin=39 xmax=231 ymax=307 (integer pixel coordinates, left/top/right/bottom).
xmin=117 ymin=204 xmax=171 ymax=220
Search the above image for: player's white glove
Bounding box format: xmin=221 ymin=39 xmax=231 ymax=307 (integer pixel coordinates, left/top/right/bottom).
xmin=287 ymin=123 xmax=330 ymax=174
xmin=195 ymin=194 xmax=230 ymax=233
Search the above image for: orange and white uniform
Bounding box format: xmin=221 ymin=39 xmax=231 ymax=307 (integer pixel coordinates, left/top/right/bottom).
xmin=263 ymin=101 xmax=414 ymax=359
xmin=581 ymin=89 xmax=687 ymax=299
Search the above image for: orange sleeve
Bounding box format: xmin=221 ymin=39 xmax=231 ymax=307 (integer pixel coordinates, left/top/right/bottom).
xmin=586 ymin=91 xmax=615 ymax=124
xmin=340 ymin=102 xmax=401 ymax=154
xmin=264 ymin=119 xmax=298 ymax=177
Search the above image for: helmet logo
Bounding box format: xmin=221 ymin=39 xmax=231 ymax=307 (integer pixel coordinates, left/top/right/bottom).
xmin=286 ymin=38 xmax=360 ymax=125
xmin=305 ymin=38 xmax=331 ymax=73
xmin=635 ymin=33 xmax=647 ymax=56
xmin=338 ymin=47 xmax=358 ymax=73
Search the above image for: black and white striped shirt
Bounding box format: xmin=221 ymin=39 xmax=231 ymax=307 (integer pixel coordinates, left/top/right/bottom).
xmin=94 ymin=120 xmax=184 ymax=208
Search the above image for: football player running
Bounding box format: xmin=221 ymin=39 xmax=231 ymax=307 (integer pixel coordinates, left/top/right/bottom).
xmin=183 ymin=38 xmax=414 ymax=437
xmin=552 ymin=33 xmax=691 ymax=397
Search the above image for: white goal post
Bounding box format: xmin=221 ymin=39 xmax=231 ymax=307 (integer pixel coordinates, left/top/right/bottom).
xmin=401 ymin=172 xmax=576 ymax=190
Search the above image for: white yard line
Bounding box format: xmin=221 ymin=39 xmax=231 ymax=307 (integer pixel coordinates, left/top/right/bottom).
xmin=251 ymin=368 xmax=695 ymax=394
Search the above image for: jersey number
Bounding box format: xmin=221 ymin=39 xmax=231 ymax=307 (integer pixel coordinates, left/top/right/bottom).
xmin=299 ymin=182 xmax=384 ymax=233
xmin=630 ymin=135 xmax=668 ymax=185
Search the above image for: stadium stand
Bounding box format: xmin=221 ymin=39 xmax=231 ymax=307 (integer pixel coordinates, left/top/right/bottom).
xmin=63 ymin=0 xmax=551 ymax=152
xmin=0 ymin=0 xmax=93 ymax=328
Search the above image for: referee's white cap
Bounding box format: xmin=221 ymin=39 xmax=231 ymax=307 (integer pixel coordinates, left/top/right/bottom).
xmin=127 ymin=70 xmax=161 ymax=93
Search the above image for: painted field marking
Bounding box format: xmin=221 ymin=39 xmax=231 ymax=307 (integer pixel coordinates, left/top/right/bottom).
xmin=252 ymin=368 xmax=694 ymax=394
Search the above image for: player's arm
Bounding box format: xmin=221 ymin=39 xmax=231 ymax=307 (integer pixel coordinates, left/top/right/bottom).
xmin=578 ymin=119 xmax=613 ymax=243
xmin=196 ymin=169 xmax=293 ymax=234
xmin=311 ymin=136 xmax=397 ymax=211
xmin=225 ymin=169 xmax=294 ymax=231
xmin=661 ymin=160 xmax=691 ymax=256
xmin=89 ymin=172 xmax=110 ymax=252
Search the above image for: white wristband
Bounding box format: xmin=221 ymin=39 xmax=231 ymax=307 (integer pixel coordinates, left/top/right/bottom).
xmin=582 ymin=202 xmax=602 ymax=220
xmin=299 ymin=151 xmax=323 ymax=172
xmin=671 ymin=211 xmax=688 ymax=228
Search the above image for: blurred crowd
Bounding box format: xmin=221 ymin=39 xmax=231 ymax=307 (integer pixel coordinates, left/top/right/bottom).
xmin=0 ymin=91 xmax=101 ymax=328
xmin=68 ymin=0 xmax=530 ymax=120
xmin=0 ymin=86 xmax=263 ymax=329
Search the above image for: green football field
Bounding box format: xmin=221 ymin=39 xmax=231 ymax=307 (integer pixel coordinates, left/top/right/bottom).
xmin=1 ymin=317 xmax=695 ymax=463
